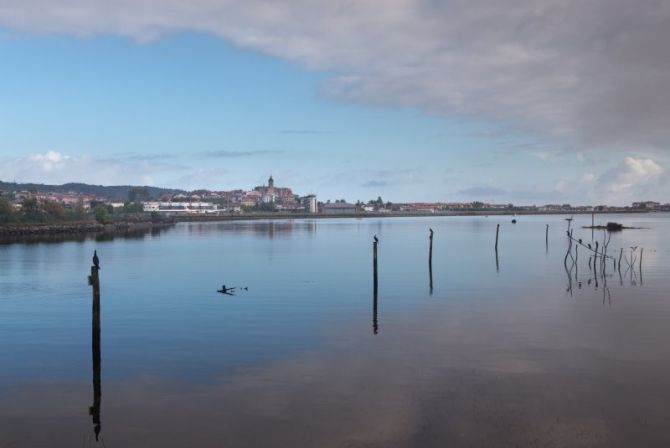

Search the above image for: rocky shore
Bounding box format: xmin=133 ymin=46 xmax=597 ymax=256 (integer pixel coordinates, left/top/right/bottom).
xmin=0 ymin=220 xmax=174 ymax=237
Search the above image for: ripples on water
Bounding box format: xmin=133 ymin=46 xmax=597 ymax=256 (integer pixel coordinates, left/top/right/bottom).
xmin=1 ymin=214 xmax=670 ymax=447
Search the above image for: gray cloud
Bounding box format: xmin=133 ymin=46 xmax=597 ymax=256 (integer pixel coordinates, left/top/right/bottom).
xmin=1 ymin=1 xmax=669 ymax=154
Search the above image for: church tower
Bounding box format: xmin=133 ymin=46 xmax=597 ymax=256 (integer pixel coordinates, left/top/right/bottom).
xmin=268 ymin=175 xmax=274 ymax=189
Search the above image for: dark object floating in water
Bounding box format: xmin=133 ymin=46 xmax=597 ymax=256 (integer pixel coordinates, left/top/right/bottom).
xmin=511 ymin=219 xmax=517 ymax=224
xmin=583 ymin=222 xmax=638 ymax=231
xmin=217 ymin=285 xmax=248 ymax=295
xmin=607 ymin=222 xmax=623 ymax=231
xmin=217 ymin=285 xmax=236 ymax=295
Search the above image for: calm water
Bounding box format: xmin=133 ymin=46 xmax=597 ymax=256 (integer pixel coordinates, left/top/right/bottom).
xmin=1 ymin=214 xmax=670 ymax=447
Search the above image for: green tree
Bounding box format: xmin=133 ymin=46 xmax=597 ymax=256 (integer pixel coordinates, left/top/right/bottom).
xmin=94 ymin=205 xmax=113 ymax=224
xmin=71 ymin=200 xmax=86 ymax=220
xmin=21 ymin=197 xmax=43 ymax=222
xmin=123 ymin=202 xmax=144 ymax=213
xmin=42 ymin=200 xmax=66 ymax=221
xmin=0 ymin=196 xmax=16 ymax=223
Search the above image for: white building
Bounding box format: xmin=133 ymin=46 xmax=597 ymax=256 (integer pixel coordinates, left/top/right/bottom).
xmin=143 ymin=202 xmax=219 ymax=215
xmin=302 ymin=195 xmax=318 ymax=213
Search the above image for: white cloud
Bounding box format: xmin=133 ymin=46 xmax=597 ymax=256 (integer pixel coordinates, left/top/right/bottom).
xmin=595 ymin=157 xmax=663 ymax=201
xmin=0 ymin=151 xmax=185 ymax=185
xmin=1 ymin=1 xmax=669 ymax=154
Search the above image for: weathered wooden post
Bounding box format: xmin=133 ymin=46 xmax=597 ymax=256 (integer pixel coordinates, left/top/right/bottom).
xmin=640 ymin=248 xmax=643 ymax=272
xmin=429 ymin=228 xmax=434 ymax=265
xmin=429 ymin=229 xmax=434 ymax=295
xmin=495 ymin=224 xmax=500 ymax=252
xmin=88 ymin=254 xmax=102 ymax=441
xmin=372 ymin=236 xmax=379 ymax=334
xmin=373 ymin=236 xmax=378 ymax=292
xmin=545 ymin=224 xmax=549 ymax=250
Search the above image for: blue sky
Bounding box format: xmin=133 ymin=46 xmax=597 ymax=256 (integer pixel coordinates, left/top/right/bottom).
xmin=1 ymin=1 xmax=668 ymax=205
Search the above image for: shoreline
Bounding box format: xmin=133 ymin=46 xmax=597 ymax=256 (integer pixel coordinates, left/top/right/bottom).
xmin=174 ymin=209 xmax=654 ymax=223
xmin=0 ymin=220 xmax=174 ymax=238
xmin=0 ymin=209 xmax=657 ymax=239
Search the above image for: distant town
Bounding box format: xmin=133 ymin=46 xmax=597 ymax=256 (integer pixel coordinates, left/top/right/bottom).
xmin=1 ymin=175 xmax=669 ymax=222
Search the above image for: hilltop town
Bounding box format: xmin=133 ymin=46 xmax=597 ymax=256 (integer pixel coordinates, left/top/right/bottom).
xmin=1 ymin=175 xmax=669 ymax=226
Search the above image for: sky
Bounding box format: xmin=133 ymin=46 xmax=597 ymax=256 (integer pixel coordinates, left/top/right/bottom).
xmin=0 ymin=0 xmax=669 ymax=205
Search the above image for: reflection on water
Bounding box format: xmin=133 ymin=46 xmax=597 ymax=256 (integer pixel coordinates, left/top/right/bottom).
xmin=0 ymin=226 xmax=171 ymax=246
xmin=185 ymin=220 xmax=317 ymax=239
xmin=564 ymin=225 xmax=646 ymax=306
xmin=2 ymin=215 xmax=670 ymax=447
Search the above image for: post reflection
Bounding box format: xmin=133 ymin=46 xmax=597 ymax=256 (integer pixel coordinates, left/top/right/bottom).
xmin=88 ymin=261 xmax=102 ymax=442
xmin=372 ymin=285 xmax=379 ymax=335
xmin=564 ymin=248 xmax=645 ymax=305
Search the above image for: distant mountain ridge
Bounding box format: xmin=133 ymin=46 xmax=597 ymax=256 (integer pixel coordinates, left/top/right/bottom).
xmin=0 ymin=180 xmax=185 ymax=201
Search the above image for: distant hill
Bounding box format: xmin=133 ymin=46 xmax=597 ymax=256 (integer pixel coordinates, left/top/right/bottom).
xmin=0 ymin=180 xmax=185 ymax=201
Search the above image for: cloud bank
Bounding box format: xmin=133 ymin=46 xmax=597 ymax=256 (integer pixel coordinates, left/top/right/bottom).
xmin=0 ymin=150 xmax=185 ymax=186
xmin=1 ymin=0 xmax=669 ymax=154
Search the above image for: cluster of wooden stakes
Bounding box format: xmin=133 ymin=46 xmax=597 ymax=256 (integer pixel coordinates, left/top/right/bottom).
xmin=372 ymin=217 xmax=644 ymax=331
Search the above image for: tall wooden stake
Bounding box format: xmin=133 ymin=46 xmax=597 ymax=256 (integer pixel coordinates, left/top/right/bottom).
xmin=545 ymin=224 xmax=549 ymax=251
xmin=89 ymin=260 xmax=102 ymax=441
xmin=429 ymin=229 xmax=434 ymax=295
xmin=372 ymin=238 xmax=379 ymax=334
xmin=495 ymin=224 xmax=500 ymax=252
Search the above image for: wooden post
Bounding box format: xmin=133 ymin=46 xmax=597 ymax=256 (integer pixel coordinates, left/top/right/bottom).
xmin=591 ymin=212 xmax=595 ymax=240
xmin=618 ymin=248 xmax=623 ymax=271
xmin=545 ymin=224 xmax=549 ymax=249
xmin=372 ymin=239 xmax=379 ymax=335
xmin=373 ymin=239 xmax=378 ymax=291
xmin=639 ymin=248 xmax=643 ymax=271
xmin=429 ymin=229 xmax=433 ymax=295
xmin=495 ymin=224 xmax=500 ymax=252
xmin=89 ymin=262 xmax=102 ymax=441
xmin=429 ymin=229 xmax=433 ymax=266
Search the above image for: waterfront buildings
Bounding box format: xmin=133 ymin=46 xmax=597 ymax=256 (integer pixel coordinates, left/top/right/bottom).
xmin=143 ymin=202 xmax=219 ymax=215
xmin=322 ymin=202 xmax=357 ymax=214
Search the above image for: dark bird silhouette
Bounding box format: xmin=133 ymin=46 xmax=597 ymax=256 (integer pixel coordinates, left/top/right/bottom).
xmin=511 ymin=219 xmax=517 ymax=224
xmin=578 ymin=239 xmax=583 ymax=244
xmin=218 ymin=284 xmax=236 ymax=295
xmin=92 ymin=250 xmax=100 ymax=270
xmin=374 ymin=235 xmax=379 ymax=244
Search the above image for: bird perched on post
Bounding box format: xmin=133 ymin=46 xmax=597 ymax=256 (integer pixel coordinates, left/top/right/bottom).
xmin=429 ymin=228 xmax=434 ymax=238
xmin=92 ymin=250 xmax=100 ymax=270
xmin=373 ymin=235 xmax=379 ymax=244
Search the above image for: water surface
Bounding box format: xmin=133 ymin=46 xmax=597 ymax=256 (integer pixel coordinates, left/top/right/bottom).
xmin=1 ymin=214 xmax=669 ymax=447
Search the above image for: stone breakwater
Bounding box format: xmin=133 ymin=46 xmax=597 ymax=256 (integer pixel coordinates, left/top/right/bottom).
xmin=0 ymin=221 xmax=173 ymax=236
